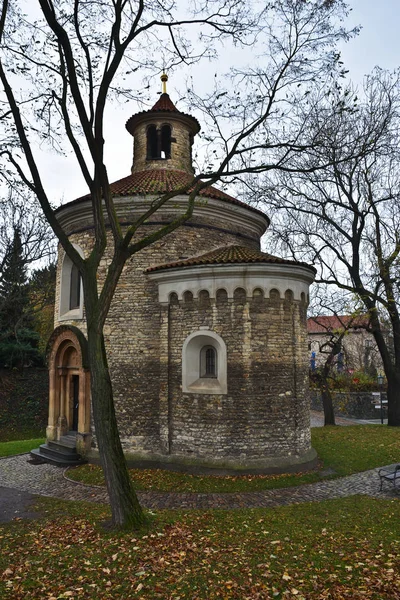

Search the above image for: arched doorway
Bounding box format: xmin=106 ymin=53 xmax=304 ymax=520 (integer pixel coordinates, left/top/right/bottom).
xmin=46 ymin=326 xmax=91 ymax=456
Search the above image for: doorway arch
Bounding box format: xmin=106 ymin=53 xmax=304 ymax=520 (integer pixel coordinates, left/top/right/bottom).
xmin=46 ymin=326 xmax=91 ymax=455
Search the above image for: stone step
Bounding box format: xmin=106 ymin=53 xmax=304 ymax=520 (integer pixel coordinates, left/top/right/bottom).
xmin=38 ymin=443 xmax=81 ymax=461
xmin=48 ymin=439 xmax=77 ymax=454
xmin=30 ymin=440 xmax=87 ymax=467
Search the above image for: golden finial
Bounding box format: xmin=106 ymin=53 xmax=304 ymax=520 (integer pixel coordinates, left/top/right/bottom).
xmin=161 ymin=72 xmax=168 ymax=94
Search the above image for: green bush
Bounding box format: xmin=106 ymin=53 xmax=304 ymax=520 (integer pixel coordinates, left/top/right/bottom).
xmin=310 ymin=369 xmax=383 ymax=393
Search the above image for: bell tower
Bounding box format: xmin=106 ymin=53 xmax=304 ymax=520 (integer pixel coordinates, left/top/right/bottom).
xmin=125 ymin=74 xmax=200 ymax=175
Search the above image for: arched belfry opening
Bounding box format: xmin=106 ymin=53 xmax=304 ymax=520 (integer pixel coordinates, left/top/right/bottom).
xmin=160 ymin=124 xmax=171 ymax=158
xmin=146 ymin=124 xmax=158 ymax=159
xmin=46 ymin=326 xmax=91 ymax=455
xmin=146 ymin=123 xmax=172 ymax=160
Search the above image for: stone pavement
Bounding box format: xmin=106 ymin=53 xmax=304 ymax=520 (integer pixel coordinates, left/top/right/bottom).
xmin=0 ymin=413 xmax=397 ymax=515
xmin=0 ymin=453 xmax=398 ymax=512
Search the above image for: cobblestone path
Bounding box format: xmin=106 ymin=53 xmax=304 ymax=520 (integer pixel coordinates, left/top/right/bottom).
xmin=0 ymin=454 xmax=397 ymax=511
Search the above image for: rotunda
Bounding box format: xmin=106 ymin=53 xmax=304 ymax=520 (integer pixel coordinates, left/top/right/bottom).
xmin=43 ymin=76 xmax=317 ymax=472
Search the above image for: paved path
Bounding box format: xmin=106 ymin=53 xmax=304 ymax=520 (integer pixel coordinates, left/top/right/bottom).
xmin=0 ymin=453 xmax=397 ymax=513
xmin=0 ymin=413 xmax=396 ymax=518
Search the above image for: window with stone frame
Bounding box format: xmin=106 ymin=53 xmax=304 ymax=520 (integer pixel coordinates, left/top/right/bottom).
xmin=182 ymin=331 xmax=227 ymax=394
xmin=59 ymin=244 xmax=84 ymax=320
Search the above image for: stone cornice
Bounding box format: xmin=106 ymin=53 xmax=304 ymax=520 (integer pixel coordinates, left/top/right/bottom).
xmin=147 ymin=262 xmax=315 ymax=303
xmin=56 ymin=194 xmax=269 ymax=238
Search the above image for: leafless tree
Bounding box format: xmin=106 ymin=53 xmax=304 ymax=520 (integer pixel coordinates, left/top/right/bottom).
xmin=0 ymin=0 xmax=355 ymax=528
xmin=246 ymin=68 xmax=400 ymax=426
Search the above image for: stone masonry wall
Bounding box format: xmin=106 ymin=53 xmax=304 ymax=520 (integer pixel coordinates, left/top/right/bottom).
xmin=131 ymin=116 xmax=194 ymax=174
xmin=54 ymin=217 xmax=260 ymax=454
xmin=164 ymin=290 xmax=311 ymax=463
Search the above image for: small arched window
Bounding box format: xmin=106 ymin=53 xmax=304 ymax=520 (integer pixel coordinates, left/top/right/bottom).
xmin=200 ymin=345 xmax=217 ymax=378
xmin=69 ymin=264 xmax=81 ymax=310
xmin=59 ymin=244 xmax=84 ymax=321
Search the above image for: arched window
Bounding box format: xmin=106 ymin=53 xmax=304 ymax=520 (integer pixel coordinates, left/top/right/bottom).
xmin=59 ymin=245 xmax=84 ymax=320
xmin=182 ymin=331 xmax=227 ymax=394
xmin=200 ymin=345 xmax=217 ymax=378
xmin=69 ymin=264 xmax=81 ymax=310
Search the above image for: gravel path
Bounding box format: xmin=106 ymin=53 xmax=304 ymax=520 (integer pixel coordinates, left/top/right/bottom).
xmin=0 ymin=453 xmax=397 ymax=513
xmin=0 ymin=413 xmax=397 ymax=520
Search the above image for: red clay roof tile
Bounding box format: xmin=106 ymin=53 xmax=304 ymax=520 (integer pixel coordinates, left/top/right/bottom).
xmin=70 ymin=169 xmax=268 ymax=220
xmin=146 ymin=244 xmax=316 ymax=273
xmin=125 ymin=93 xmax=200 ymax=134
xmin=307 ymin=315 xmax=370 ymax=333
xmin=150 ymin=93 xmax=178 ymax=112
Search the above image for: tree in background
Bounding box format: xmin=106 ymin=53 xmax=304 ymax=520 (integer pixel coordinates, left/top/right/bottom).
xmin=0 ymin=194 xmax=55 ymax=367
xmin=0 ymin=0 xmax=356 ymax=528
xmin=0 ymin=227 xmax=36 ymax=367
xmin=28 ymin=263 xmax=56 ymax=356
xmin=308 ymin=288 xmax=370 ymax=425
xmin=246 ymin=68 xmax=400 ymax=425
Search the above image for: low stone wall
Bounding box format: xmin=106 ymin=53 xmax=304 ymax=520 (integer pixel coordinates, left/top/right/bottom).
xmin=310 ymin=390 xmax=387 ymax=420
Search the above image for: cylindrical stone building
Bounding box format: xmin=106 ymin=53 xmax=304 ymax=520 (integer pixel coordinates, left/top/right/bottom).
xmin=41 ymin=77 xmax=317 ymax=472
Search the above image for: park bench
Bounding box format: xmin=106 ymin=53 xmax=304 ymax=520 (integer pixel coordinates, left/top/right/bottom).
xmin=378 ymin=464 xmax=400 ymax=493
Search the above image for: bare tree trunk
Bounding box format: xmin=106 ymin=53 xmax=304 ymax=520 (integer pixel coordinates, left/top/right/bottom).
xmin=87 ymin=323 xmax=146 ymax=530
xmin=321 ymin=384 xmax=336 ymax=426
xmin=386 ymin=371 xmax=400 ymax=426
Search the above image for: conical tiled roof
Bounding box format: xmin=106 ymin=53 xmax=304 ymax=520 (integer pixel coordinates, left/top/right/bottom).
xmin=69 ymin=170 xmax=268 ymax=220
xmin=146 ymin=245 xmax=316 ymax=273
xmin=125 ymin=93 xmax=200 ymax=135
xmin=150 ymin=93 xmax=179 ymax=112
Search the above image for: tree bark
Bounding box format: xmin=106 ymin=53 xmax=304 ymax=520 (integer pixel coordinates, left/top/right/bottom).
xmin=321 ymin=384 xmax=336 ymax=426
xmin=386 ymin=371 xmax=400 ymax=426
xmin=86 ymin=322 xmax=146 ymax=529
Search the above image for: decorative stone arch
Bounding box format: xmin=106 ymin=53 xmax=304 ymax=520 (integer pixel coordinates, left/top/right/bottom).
xmin=182 ymin=330 xmax=227 ymax=395
xmin=59 ymin=244 xmax=84 ymax=321
xmin=46 ymin=326 xmax=91 ymax=455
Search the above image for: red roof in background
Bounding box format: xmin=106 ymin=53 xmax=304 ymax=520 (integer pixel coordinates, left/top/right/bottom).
xmin=147 ymin=244 xmax=316 ymax=273
xmin=69 ymin=169 xmax=268 ymax=220
xmin=307 ymin=315 xmax=370 ymax=334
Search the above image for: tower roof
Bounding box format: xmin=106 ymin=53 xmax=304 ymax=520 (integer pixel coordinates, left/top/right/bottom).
xmin=125 ymin=91 xmax=200 ymax=136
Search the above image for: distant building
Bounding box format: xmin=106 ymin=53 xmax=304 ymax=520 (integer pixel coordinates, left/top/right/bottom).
xmin=307 ymin=315 xmax=381 ymax=374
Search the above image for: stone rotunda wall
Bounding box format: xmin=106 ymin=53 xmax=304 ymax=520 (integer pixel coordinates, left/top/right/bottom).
xmin=163 ymin=289 xmax=311 ymax=463
xmin=54 ymin=205 xmax=266 ymax=457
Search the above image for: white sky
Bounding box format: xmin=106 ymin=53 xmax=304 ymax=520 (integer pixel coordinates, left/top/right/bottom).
xmin=35 ymin=0 xmax=400 ymax=205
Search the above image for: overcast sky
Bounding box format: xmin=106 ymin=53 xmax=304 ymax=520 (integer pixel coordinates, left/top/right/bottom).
xmin=34 ymin=0 xmax=400 ymax=205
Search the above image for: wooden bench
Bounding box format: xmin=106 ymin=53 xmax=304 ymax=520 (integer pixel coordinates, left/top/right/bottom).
xmin=378 ymin=464 xmax=400 ymax=492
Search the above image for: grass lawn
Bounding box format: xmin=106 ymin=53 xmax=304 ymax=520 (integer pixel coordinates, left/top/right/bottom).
xmin=0 ymin=427 xmax=45 ymax=443
xmin=66 ymin=425 xmax=400 ymax=493
xmin=0 ymin=495 xmax=399 ymax=599
xmin=0 ymin=438 xmax=45 ymax=457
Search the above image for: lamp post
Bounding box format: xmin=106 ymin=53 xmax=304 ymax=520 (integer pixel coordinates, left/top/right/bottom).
xmin=377 ymin=374 xmax=384 ymax=424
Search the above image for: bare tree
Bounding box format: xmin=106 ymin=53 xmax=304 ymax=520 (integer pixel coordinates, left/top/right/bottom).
xmin=308 ymin=288 xmax=369 ymax=425
xmin=248 ymin=68 xmax=400 ymax=426
xmin=0 ymin=0 xmax=355 ymax=528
